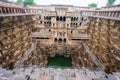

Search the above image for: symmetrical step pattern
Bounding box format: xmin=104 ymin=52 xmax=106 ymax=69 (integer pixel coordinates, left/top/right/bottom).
xmin=86 ymin=18 xmax=120 ymax=73
xmin=0 ymin=66 xmax=107 ymax=80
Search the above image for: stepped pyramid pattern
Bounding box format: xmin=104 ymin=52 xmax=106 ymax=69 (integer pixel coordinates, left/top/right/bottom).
xmin=0 ymin=1 xmax=120 ymax=80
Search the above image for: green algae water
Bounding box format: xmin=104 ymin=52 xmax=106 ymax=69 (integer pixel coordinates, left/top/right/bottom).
xmin=47 ymin=55 xmax=72 ymax=67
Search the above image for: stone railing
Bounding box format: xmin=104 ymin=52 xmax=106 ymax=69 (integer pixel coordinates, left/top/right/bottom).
xmin=101 ymin=5 xmax=120 ymax=11
xmin=31 ymin=32 xmax=52 ymax=39
xmin=0 ymin=1 xmax=40 ymax=16
xmin=81 ymin=5 xmax=120 ymax=20
xmin=1 ymin=1 xmax=120 ymax=20
xmin=69 ymin=34 xmax=90 ymax=40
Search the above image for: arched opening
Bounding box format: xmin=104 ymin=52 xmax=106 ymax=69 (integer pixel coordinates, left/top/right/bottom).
xmin=71 ymin=17 xmax=73 ymax=21
xmin=73 ymin=23 xmax=75 ymax=25
xmin=2 ymin=7 xmax=6 ymax=13
xmin=46 ymin=16 xmax=48 ymax=20
xmin=40 ymin=21 xmax=42 ymax=24
xmin=44 ymin=16 xmax=46 ymax=20
xmin=81 ymin=17 xmax=83 ymax=21
xmin=58 ymin=38 xmax=62 ymax=43
xmin=54 ymin=38 xmax=57 ymax=42
xmin=0 ymin=41 xmax=4 ymax=55
xmin=74 ymin=17 xmax=76 ymax=21
xmin=49 ymin=16 xmax=51 ymax=20
xmin=63 ymin=16 xmax=66 ymax=21
xmin=6 ymin=8 xmax=9 ymax=13
xmin=60 ymin=16 xmax=62 ymax=21
xmin=0 ymin=41 xmax=4 ymax=46
xmin=63 ymin=38 xmax=66 ymax=43
xmin=49 ymin=22 xmax=51 ymax=25
xmin=49 ymin=29 xmax=51 ymax=32
xmin=0 ymin=8 xmax=2 ymax=13
xmin=44 ymin=22 xmax=46 ymax=24
xmin=79 ymin=23 xmax=81 ymax=26
xmin=10 ymin=8 xmax=12 ymax=13
xmin=76 ymin=23 xmax=77 ymax=26
xmin=67 ymin=24 xmax=69 ymax=27
xmin=56 ymin=16 xmax=59 ymax=21
xmin=53 ymin=23 xmax=55 ymax=26
xmin=76 ymin=17 xmax=78 ymax=21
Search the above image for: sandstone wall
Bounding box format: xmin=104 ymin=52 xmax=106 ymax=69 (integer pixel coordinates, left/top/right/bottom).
xmin=0 ymin=15 xmax=37 ymax=69
xmin=23 ymin=43 xmax=49 ymax=67
xmin=86 ymin=17 xmax=120 ymax=73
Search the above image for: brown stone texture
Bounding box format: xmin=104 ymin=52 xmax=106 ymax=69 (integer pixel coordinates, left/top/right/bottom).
xmin=0 ymin=15 xmax=37 ymax=69
xmin=86 ymin=18 xmax=120 ymax=72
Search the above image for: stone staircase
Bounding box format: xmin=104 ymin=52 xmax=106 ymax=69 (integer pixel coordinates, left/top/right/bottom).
xmin=0 ymin=66 xmax=109 ymax=80
xmin=0 ymin=66 xmax=120 ymax=80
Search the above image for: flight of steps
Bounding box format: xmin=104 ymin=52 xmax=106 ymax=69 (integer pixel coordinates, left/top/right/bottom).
xmin=13 ymin=67 xmax=105 ymax=80
xmin=0 ymin=66 xmax=120 ymax=80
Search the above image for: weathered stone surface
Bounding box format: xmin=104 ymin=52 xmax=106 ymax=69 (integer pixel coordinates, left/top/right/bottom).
xmin=0 ymin=2 xmax=120 ymax=74
xmin=0 ymin=15 xmax=37 ymax=69
xmin=86 ymin=18 xmax=120 ymax=73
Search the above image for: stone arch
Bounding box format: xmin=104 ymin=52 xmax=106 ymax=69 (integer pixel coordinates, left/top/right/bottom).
xmin=63 ymin=16 xmax=66 ymax=21
xmin=54 ymin=38 xmax=57 ymax=42
xmin=49 ymin=29 xmax=51 ymax=32
xmin=79 ymin=23 xmax=81 ymax=26
xmin=48 ymin=16 xmax=51 ymax=20
xmin=0 ymin=41 xmax=4 ymax=55
xmin=46 ymin=16 xmax=48 ymax=19
xmin=0 ymin=8 xmax=2 ymax=13
xmin=76 ymin=23 xmax=77 ymax=26
xmin=60 ymin=16 xmax=62 ymax=21
xmin=71 ymin=17 xmax=73 ymax=21
xmin=58 ymin=38 xmax=62 ymax=43
xmin=74 ymin=17 xmax=76 ymax=21
xmin=56 ymin=16 xmax=59 ymax=21
xmin=9 ymin=8 xmax=11 ymax=13
xmin=6 ymin=8 xmax=9 ymax=13
xmin=0 ymin=41 xmax=3 ymax=46
xmin=63 ymin=38 xmax=66 ymax=43
xmin=2 ymin=7 xmax=6 ymax=13
xmin=76 ymin=17 xmax=78 ymax=21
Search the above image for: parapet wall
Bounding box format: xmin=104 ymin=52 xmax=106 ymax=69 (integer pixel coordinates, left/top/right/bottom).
xmin=0 ymin=1 xmax=40 ymax=14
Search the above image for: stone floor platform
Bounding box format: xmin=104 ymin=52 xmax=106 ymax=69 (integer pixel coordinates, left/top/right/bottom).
xmin=0 ymin=66 xmax=120 ymax=80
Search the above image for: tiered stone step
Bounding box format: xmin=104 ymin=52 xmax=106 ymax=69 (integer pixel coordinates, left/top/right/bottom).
xmin=0 ymin=66 xmax=105 ymax=80
xmin=0 ymin=66 xmax=120 ymax=80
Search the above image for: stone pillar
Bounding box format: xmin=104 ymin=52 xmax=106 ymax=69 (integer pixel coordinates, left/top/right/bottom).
xmin=51 ymin=17 xmax=56 ymax=28
xmin=65 ymin=17 xmax=71 ymax=28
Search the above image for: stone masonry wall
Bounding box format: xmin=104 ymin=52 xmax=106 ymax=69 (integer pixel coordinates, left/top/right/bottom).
xmin=86 ymin=17 xmax=120 ymax=73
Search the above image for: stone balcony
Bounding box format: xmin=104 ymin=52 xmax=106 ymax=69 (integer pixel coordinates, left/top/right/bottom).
xmin=82 ymin=5 xmax=120 ymax=20
xmin=0 ymin=13 xmax=38 ymax=17
xmin=31 ymin=32 xmax=52 ymax=39
xmin=69 ymin=34 xmax=90 ymax=40
xmin=0 ymin=1 xmax=23 ymax=8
